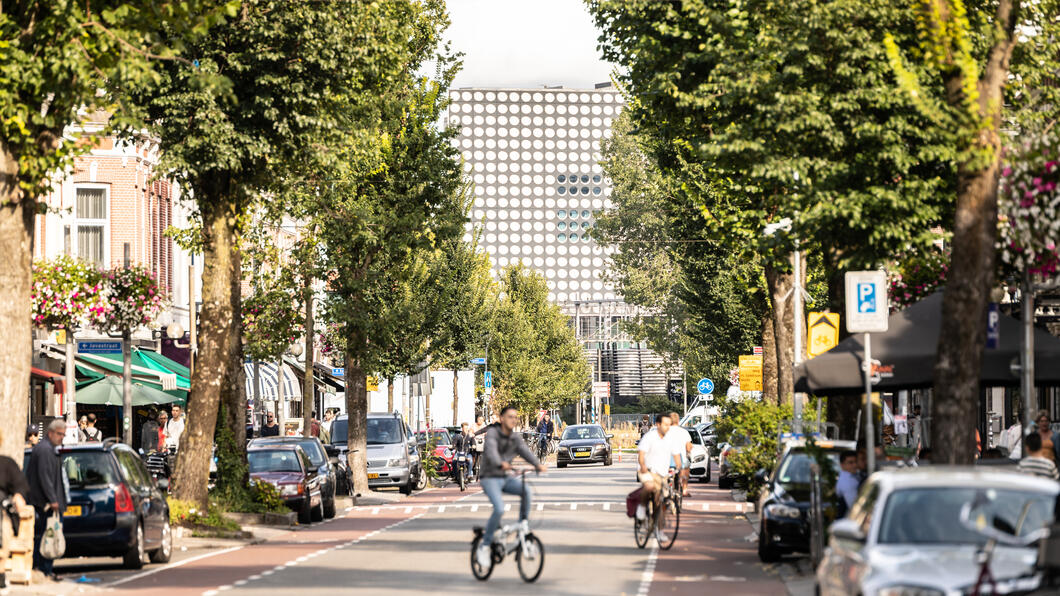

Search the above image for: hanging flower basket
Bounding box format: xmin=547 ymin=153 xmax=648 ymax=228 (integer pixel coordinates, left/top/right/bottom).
xmin=100 ymin=265 xmax=166 ymax=333
xmin=31 ymin=256 xmax=108 ymax=331
xmin=998 ymin=132 xmax=1060 ymax=277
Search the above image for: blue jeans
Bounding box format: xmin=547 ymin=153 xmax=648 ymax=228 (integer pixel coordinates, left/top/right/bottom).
xmin=481 ymin=475 xmax=530 ymax=546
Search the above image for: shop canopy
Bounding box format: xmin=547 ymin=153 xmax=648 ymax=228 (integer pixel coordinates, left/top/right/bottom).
xmin=244 ymin=361 xmax=301 ymax=402
xmin=75 ymin=350 xmax=190 ymax=392
xmin=794 ymin=292 xmax=1060 ymax=394
xmin=284 ymin=360 xmax=345 ymax=392
xmin=76 ymin=375 xmax=180 ymax=406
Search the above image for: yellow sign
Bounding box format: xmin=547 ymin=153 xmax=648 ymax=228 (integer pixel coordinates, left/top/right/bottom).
xmin=54 ymin=329 xmax=66 ymax=344
xmin=738 ymin=355 xmax=763 ymax=392
xmin=807 ymin=312 xmax=840 ymax=358
xmin=367 ymin=376 xmax=379 ymax=392
xmin=604 ymin=404 xmax=610 ymax=416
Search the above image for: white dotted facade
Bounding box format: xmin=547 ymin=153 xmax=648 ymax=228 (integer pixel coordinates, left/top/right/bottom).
xmin=448 ymin=87 xmax=621 ymax=304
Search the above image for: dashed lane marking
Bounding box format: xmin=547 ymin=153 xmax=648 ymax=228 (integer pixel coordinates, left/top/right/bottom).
xmin=637 ymin=543 xmax=659 ymax=596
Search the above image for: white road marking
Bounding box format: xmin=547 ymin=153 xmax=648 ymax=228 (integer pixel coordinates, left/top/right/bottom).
xmin=107 ymin=546 xmax=244 ymax=588
xmin=636 ymin=544 xmax=660 ymax=596
xmin=470 ymin=504 xmax=479 ymax=512
xmin=438 ymin=505 xmax=446 ymax=513
xmin=570 ymin=503 xmax=577 ymax=511
xmin=537 ymin=503 xmax=544 ymax=511
xmin=405 ymin=506 xmax=413 ymax=513
xmin=603 ymin=502 xmax=610 ymax=511
xmin=371 ymin=507 xmax=380 ymax=515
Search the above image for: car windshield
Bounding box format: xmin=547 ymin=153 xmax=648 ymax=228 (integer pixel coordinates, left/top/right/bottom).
xmin=367 ymin=418 xmax=403 ymax=445
xmin=562 ymin=426 xmax=605 ymax=440
xmin=775 ymin=450 xmax=840 ymax=486
xmin=248 ymin=450 xmax=302 ymax=473
xmin=418 ymin=430 xmax=452 ymax=445
xmin=878 ymin=487 xmax=1054 ymax=545
xmin=686 ymin=428 xmax=702 ymax=445
xmin=62 ymin=452 xmax=118 ymax=489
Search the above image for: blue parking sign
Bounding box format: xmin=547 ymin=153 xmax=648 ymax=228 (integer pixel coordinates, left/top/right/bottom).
xmin=857 ymin=282 xmax=877 ymax=313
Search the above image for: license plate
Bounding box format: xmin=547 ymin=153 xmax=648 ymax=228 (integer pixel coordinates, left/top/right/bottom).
xmin=575 ymin=451 xmax=591 ymax=458
xmin=367 ymin=473 xmax=380 ymax=479
xmin=64 ymin=505 xmax=82 ymax=517
xmin=457 ymin=455 xmax=466 ymax=462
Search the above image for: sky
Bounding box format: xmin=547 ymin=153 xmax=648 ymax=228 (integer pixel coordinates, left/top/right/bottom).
xmin=443 ymin=0 xmax=617 ymax=90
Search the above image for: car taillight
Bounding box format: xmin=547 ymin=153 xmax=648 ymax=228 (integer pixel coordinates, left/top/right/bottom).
xmin=114 ymin=483 xmax=135 ymax=513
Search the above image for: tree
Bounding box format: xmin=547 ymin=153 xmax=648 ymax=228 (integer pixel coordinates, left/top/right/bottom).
xmin=488 ymin=265 xmax=591 ymax=416
xmin=135 ymin=0 xmax=430 ymax=506
xmin=0 ymin=0 xmax=233 ymax=463
xmin=588 ymin=0 xmax=956 ymax=404
xmin=883 ymin=0 xmax=1032 ymax=464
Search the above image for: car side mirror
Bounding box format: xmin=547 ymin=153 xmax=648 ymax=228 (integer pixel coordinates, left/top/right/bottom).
xmin=753 ymin=468 xmax=769 ymax=485
xmin=829 ymin=518 xmax=866 ymax=543
xmin=606 ymin=434 xmax=614 ymax=439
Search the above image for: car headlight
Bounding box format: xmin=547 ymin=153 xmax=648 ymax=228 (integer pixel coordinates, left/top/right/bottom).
xmin=693 ymin=454 xmax=706 ymax=463
xmin=595 ymin=444 xmax=606 ymax=450
xmin=443 ymin=448 xmax=453 ymax=459
xmin=386 ymin=457 xmax=407 ymax=467
xmin=278 ymin=483 xmax=301 ymax=496
xmin=877 ymin=587 xmax=944 ymax=596
xmin=764 ymin=503 xmax=801 ymax=519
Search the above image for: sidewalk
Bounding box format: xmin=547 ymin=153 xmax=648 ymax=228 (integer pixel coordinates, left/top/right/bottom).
xmin=648 ymin=479 xmax=788 ymax=595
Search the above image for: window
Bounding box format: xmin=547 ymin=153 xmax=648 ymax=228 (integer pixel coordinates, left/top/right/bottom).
xmin=557 ymin=175 xmax=566 ymax=183
xmin=74 ymin=187 xmax=107 ymax=266
xmin=557 ymin=210 xmax=566 ymax=218
xmin=557 ymin=222 xmax=567 ymax=231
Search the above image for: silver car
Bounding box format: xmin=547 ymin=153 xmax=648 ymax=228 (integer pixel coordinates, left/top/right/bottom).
xmin=816 ymin=467 xmax=1058 ymax=596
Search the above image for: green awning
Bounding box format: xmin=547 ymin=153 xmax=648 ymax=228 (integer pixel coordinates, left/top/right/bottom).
xmin=76 ymin=375 xmax=181 ymax=406
xmin=76 ymin=351 xmax=190 ymax=392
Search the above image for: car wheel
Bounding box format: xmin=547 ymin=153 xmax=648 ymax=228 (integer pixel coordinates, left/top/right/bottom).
xmin=149 ymin=517 xmax=173 ymax=563
xmin=705 ymin=460 xmax=712 ymax=483
xmin=123 ymin=521 xmax=146 ymax=569
xmin=757 ymin=522 xmax=781 ymax=563
xmin=298 ymin=497 xmax=312 ymax=524
xmin=415 ymin=467 xmax=428 ymax=491
xmin=323 ymin=495 xmax=337 ymax=519
xmin=311 ymin=497 xmax=325 ymax=522
xmin=604 ymin=453 xmax=613 ymax=466
xmin=400 ymin=477 xmax=414 ymax=495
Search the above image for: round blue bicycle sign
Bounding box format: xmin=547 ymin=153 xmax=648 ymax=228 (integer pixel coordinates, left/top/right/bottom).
xmin=697 ymin=378 xmax=714 ymax=394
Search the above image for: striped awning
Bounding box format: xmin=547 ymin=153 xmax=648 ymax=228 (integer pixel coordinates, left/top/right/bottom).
xmin=244 ymin=361 xmax=300 ymax=401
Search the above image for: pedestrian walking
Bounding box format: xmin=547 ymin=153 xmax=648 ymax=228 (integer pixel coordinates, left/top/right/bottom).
xmin=140 ymin=408 xmax=160 ymax=454
xmin=835 ymin=451 xmax=860 ymax=515
xmin=27 ymin=419 xmax=67 ymax=581
xmin=261 ymin=412 xmax=280 ymax=437
xmin=1019 ymin=432 xmax=1059 ymax=480
xmin=637 ymin=415 xmax=651 ymax=437
xmin=79 ymin=413 xmax=102 ymax=442
xmin=165 ymin=405 xmax=185 ymax=449
xmin=25 ymin=425 xmax=39 ymax=449
xmin=1034 ymin=410 xmax=1059 ymax=463
xmin=156 ymin=410 xmax=169 ymax=452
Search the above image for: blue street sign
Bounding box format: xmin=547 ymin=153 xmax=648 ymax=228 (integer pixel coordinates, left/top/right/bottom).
xmin=857 ymin=282 xmax=877 ymax=314
xmin=986 ymin=303 xmax=1000 ymax=349
xmin=331 ymin=368 xmax=345 ymax=377
xmin=77 ymin=340 xmax=122 ymax=354
xmin=697 ymin=378 xmax=714 ymax=395
xmin=484 ymin=371 xmax=492 ymax=389
xmin=470 ymin=357 xmax=486 ymax=365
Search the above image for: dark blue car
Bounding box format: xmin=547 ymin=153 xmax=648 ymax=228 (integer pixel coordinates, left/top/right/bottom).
xmin=26 ymin=440 xmax=172 ymax=569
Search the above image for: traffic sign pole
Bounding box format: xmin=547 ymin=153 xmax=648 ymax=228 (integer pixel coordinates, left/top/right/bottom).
xmin=863 ymin=333 xmax=874 ymax=475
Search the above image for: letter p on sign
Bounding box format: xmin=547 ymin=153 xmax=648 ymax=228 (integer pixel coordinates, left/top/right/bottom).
xmin=857 ymin=282 xmax=876 ymax=313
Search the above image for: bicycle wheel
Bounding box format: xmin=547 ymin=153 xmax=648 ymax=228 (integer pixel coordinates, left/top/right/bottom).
xmin=633 ymin=500 xmax=652 ymax=549
xmin=516 ymin=534 xmax=545 ymax=583
xmin=656 ymin=496 xmax=679 ymax=550
xmin=470 ymin=535 xmax=495 ymax=580
xmin=673 ymin=478 xmax=683 ymax=512
xmin=458 ymin=466 xmax=467 ymax=491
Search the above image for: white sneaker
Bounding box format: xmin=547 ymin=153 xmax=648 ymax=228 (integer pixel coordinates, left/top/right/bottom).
xmin=475 ymin=543 xmax=492 ymax=568
xmin=636 ymin=504 xmax=646 ymax=521
xmin=518 ymin=519 xmax=530 ymax=534
xmin=655 ymin=529 xmax=668 ymax=543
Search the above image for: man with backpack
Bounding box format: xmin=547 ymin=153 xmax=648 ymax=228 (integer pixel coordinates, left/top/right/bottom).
xmin=78 ymin=414 xmax=102 ymax=442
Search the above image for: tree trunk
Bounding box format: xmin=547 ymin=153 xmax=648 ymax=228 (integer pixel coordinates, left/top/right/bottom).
xmin=0 ymin=142 xmax=33 ymax=464
xmin=387 ymin=375 xmax=395 ymax=413
xmin=930 ymin=0 xmax=1016 ymax=466
xmin=452 ymin=368 xmax=460 ymax=426
xmin=172 ymin=201 xmax=240 ymax=507
xmin=345 ymin=343 xmax=369 ymax=496
xmin=303 ymin=278 xmax=315 ymax=436
xmin=765 ymin=263 xmax=794 ymax=404
xmin=762 ymin=311 xmax=778 ymax=403
xmin=221 ymin=245 xmax=246 ymax=462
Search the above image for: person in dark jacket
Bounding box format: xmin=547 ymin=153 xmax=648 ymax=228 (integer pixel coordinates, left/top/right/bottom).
xmin=140 ymin=408 xmax=160 ymax=454
xmin=27 ymin=419 xmax=67 ymax=579
xmin=261 ymin=412 xmax=280 ymax=437
xmin=0 ymin=428 xmax=29 ymax=589
xmin=473 ymin=405 xmax=546 ymax=570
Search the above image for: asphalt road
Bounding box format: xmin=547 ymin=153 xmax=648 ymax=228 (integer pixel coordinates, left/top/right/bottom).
xmin=33 ymin=457 xmax=791 ymax=595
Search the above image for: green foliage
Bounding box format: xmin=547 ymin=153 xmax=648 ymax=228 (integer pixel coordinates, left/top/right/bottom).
xmin=243 ymin=256 xmax=304 ymax=362
xmin=713 ymin=393 xmax=793 ymax=494
xmin=209 ymin=404 xmax=284 ymax=514
xmin=167 ymin=498 xmax=240 ymax=532
xmin=489 ymin=265 xmax=591 ymax=416
xmin=431 ymin=230 xmax=497 ymax=373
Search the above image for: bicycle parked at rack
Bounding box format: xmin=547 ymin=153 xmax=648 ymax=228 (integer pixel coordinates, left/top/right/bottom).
xmin=470 ymin=470 xmax=545 ymax=583
xmin=633 ymin=470 xmax=679 ymax=550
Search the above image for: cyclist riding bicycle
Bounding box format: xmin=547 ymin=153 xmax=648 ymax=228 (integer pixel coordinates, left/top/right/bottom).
xmin=666 ymin=412 xmax=693 ymax=497
xmin=535 ymin=413 xmax=555 ymax=458
xmin=454 ymin=422 xmax=476 ymax=480
xmin=637 ymin=413 xmax=681 ymax=542
xmin=475 ymin=405 xmax=547 ymax=570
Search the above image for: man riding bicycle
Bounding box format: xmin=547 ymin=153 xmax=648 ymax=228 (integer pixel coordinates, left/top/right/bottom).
xmin=667 ymin=412 xmax=693 ymax=497
xmin=637 ymin=413 xmax=681 ymax=542
xmin=475 ymin=405 xmax=547 ymax=570
xmin=535 ymin=413 xmax=555 ymax=459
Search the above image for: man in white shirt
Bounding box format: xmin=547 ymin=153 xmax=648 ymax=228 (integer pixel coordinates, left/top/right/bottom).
xmin=667 ymin=412 xmax=693 ymax=497
xmin=165 ymin=405 xmax=185 ymax=449
xmin=637 ymin=414 xmax=680 ymax=537
xmin=835 ymin=451 xmax=860 ymax=514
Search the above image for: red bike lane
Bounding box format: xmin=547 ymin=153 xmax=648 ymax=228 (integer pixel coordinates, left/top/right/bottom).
xmin=648 ymin=479 xmax=788 ymax=596
xmin=110 ymin=484 xmax=479 ymax=596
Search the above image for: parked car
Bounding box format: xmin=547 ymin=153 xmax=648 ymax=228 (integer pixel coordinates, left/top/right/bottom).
xmin=416 ymin=428 xmax=455 ymax=474
xmin=248 ymin=436 xmax=337 ymax=519
xmin=556 ymin=424 xmax=613 ymax=468
xmin=330 ymin=413 xmax=424 ymax=495
xmin=247 ymin=444 xmax=323 ymax=523
xmin=816 ymin=467 xmax=1058 ymax=596
xmin=25 ymin=441 xmax=172 ymax=569
xmin=686 ymin=426 xmax=712 ymax=483
xmin=717 ymin=433 xmax=751 ymax=489
xmin=755 ymin=439 xmax=856 ymax=562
